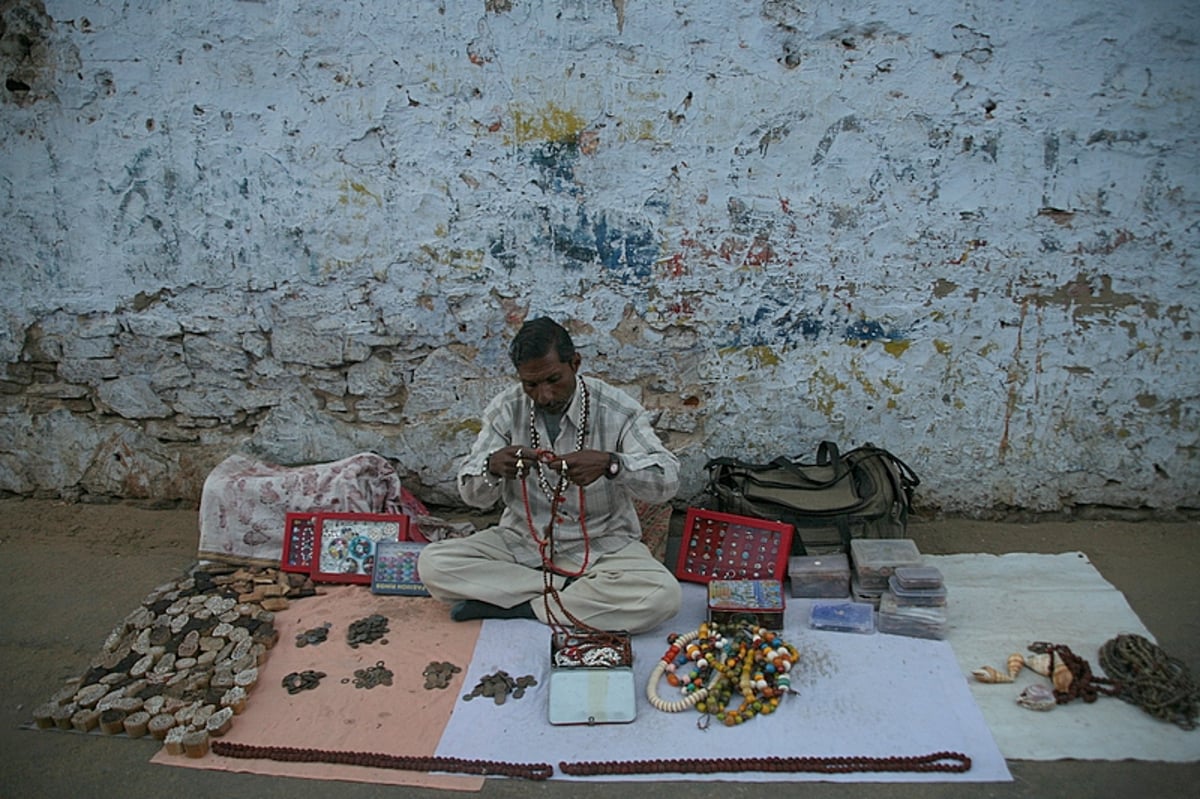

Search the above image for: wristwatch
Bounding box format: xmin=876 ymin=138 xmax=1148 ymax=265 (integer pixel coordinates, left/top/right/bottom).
xmin=605 ymin=452 xmax=621 ymax=479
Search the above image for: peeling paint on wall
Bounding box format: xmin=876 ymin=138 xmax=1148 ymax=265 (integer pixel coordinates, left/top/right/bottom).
xmin=0 ymin=1 xmax=1197 ymax=513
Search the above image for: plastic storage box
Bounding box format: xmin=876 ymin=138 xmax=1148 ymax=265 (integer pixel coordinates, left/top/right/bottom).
xmin=788 ymin=553 xmax=851 ymax=598
xmin=877 ymin=591 xmax=948 ymax=640
xmin=887 ymin=574 xmax=948 ymax=607
xmin=893 ymin=566 xmax=944 ymax=590
xmin=849 ymin=538 xmax=923 ymax=590
xmin=808 ymin=600 xmax=875 ymax=634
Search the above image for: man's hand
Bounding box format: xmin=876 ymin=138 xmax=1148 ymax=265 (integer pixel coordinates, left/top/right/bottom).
xmin=542 ymin=449 xmax=611 ymax=487
xmin=489 ymin=447 xmax=613 ymax=486
xmin=486 ymin=445 xmax=531 ymax=480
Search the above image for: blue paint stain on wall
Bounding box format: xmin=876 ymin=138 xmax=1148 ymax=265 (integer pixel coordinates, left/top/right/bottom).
xmin=528 ymin=141 xmax=581 ymax=195
xmin=717 ymin=303 xmax=908 ymax=350
xmin=537 ymin=207 xmax=657 ymax=279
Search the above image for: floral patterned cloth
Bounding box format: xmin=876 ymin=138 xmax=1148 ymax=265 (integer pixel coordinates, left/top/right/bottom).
xmin=197 ymin=452 xmax=424 ymax=565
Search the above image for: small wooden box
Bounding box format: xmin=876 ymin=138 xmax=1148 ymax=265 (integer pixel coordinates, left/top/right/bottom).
xmin=707 ymin=579 xmax=785 ymax=630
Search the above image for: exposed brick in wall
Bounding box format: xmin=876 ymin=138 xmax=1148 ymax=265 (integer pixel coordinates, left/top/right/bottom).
xmin=1 ymin=1 xmax=1197 ymax=513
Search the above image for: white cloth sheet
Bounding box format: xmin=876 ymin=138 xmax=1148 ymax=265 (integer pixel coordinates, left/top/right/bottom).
xmin=435 ymin=583 xmax=1012 ymax=783
xmin=932 ymin=552 xmax=1200 ymax=762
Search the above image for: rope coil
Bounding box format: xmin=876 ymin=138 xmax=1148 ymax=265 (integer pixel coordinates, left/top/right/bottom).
xmin=1098 ymin=633 xmax=1199 ymax=730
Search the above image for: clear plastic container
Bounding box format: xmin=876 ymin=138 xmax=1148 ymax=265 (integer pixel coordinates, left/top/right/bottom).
xmin=887 ymin=575 xmax=948 ymax=607
xmin=877 ymin=591 xmax=948 ymax=639
xmin=788 ymin=553 xmax=850 ymax=598
xmin=849 ymin=538 xmax=923 ymax=590
xmin=808 ymin=600 xmax=875 ymax=634
xmin=893 ymin=565 xmax=944 ymax=590
xmin=850 ymin=575 xmax=883 ymax=609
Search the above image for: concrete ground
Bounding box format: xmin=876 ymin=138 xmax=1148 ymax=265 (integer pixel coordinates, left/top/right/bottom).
xmin=1 ymin=497 xmax=1197 ymax=798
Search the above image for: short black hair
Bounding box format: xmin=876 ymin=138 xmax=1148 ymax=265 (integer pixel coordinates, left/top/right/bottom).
xmin=509 ymin=316 xmax=576 ymax=368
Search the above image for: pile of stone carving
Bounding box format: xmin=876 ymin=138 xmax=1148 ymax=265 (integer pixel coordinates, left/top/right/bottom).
xmin=30 ymin=564 xmax=314 ymax=758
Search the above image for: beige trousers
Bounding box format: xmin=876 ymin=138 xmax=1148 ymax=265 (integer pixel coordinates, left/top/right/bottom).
xmin=418 ymin=528 xmax=682 ymax=634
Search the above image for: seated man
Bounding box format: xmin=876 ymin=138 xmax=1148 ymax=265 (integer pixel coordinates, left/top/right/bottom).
xmin=418 ymin=317 xmax=682 ymax=633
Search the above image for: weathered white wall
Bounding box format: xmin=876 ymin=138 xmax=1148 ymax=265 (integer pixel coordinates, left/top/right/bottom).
xmin=1 ymin=0 xmax=1197 ymax=513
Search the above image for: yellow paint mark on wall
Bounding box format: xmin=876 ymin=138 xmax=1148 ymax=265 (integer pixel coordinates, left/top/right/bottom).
xmin=850 ymin=362 xmax=879 ymax=398
xmin=339 ymin=180 xmax=382 ymax=207
xmin=934 ymin=339 xmax=952 ymax=355
xmin=811 ymin=367 xmax=847 ymax=416
xmin=718 ymin=345 xmax=781 ymax=368
xmin=617 ymin=119 xmax=657 ymax=143
xmin=448 ymin=419 xmax=483 ymax=436
xmin=883 ymin=340 xmax=910 ymax=357
xmin=418 ymin=244 xmax=485 ymax=272
xmin=509 ymin=101 xmax=588 ymax=145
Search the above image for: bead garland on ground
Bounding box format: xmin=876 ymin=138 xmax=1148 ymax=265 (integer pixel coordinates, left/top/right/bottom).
xmin=647 ymin=622 xmax=799 ymax=727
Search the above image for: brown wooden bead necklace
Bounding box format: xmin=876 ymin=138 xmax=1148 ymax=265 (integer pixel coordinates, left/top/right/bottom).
xmin=210 ymin=740 xmax=554 ymax=781
xmin=211 ymin=740 xmax=971 ymax=779
xmin=559 ymin=751 xmax=973 ymax=776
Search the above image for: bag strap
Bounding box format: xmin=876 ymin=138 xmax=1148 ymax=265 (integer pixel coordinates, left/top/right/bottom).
xmin=705 ymin=444 xmax=851 ymax=490
xmin=815 ymin=440 xmax=841 ymax=467
xmin=846 ymin=445 xmax=921 ymax=507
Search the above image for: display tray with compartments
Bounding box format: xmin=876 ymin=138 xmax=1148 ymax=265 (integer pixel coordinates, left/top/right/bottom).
xmin=674 ymin=508 xmax=793 ymax=584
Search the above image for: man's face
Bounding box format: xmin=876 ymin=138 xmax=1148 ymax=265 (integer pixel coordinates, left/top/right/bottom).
xmin=516 ymin=348 xmax=580 ymax=415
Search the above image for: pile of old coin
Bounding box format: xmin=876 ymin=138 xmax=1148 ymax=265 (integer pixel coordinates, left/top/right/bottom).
xmin=28 ymin=564 xmax=312 ymax=758
xmin=423 ymin=661 xmax=462 ymax=690
xmin=294 ymin=622 xmax=332 ymax=647
xmin=281 ymin=670 xmax=327 ymax=694
xmin=346 ymin=614 xmax=390 ymax=648
xmin=462 ymin=670 xmax=538 ymax=705
xmin=346 ymin=661 xmax=394 ymax=689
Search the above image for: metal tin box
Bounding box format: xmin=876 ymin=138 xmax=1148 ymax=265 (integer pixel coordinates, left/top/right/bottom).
xmin=707 ymin=579 xmax=785 ymax=630
xmin=548 ymin=630 xmax=636 ymax=726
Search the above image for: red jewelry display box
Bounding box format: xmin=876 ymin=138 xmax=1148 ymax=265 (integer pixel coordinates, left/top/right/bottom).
xmin=280 ymin=511 xmax=413 ymax=584
xmin=674 ymin=508 xmax=794 ymax=584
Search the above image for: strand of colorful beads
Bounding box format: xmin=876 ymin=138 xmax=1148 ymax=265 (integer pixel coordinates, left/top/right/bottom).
xmin=647 ymin=623 xmax=798 ymax=726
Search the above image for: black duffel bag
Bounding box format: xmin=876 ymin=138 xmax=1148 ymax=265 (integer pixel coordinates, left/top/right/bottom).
xmin=703 ymin=441 xmax=920 ymax=555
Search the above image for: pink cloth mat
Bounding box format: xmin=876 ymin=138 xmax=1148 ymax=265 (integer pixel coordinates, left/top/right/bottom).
xmin=152 ymin=586 xmax=485 ymax=791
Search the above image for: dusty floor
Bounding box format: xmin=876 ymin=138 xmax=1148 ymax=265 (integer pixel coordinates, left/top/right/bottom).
xmin=1 ymin=497 xmax=1198 ymax=798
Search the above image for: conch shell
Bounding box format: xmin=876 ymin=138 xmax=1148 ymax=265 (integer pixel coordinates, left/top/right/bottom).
xmin=972 ymin=665 xmax=1014 ymax=684
xmin=1017 ymin=684 xmax=1056 ymax=711
xmin=1052 ymin=661 xmax=1073 ymax=692
xmin=1024 ymin=653 xmax=1052 ymax=676
xmin=1006 ymin=652 xmax=1024 ymax=678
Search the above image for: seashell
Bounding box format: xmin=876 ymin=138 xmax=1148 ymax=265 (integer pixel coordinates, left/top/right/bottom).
xmin=1052 ymin=660 xmax=1073 ymax=692
xmin=1024 ymin=653 xmax=1052 ymax=676
xmin=971 ymin=665 xmax=1014 ymax=684
xmin=1007 ymin=652 xmax=1025 ymax=678
xmin=1017 ymin=684 xmax=1057 ymax=711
